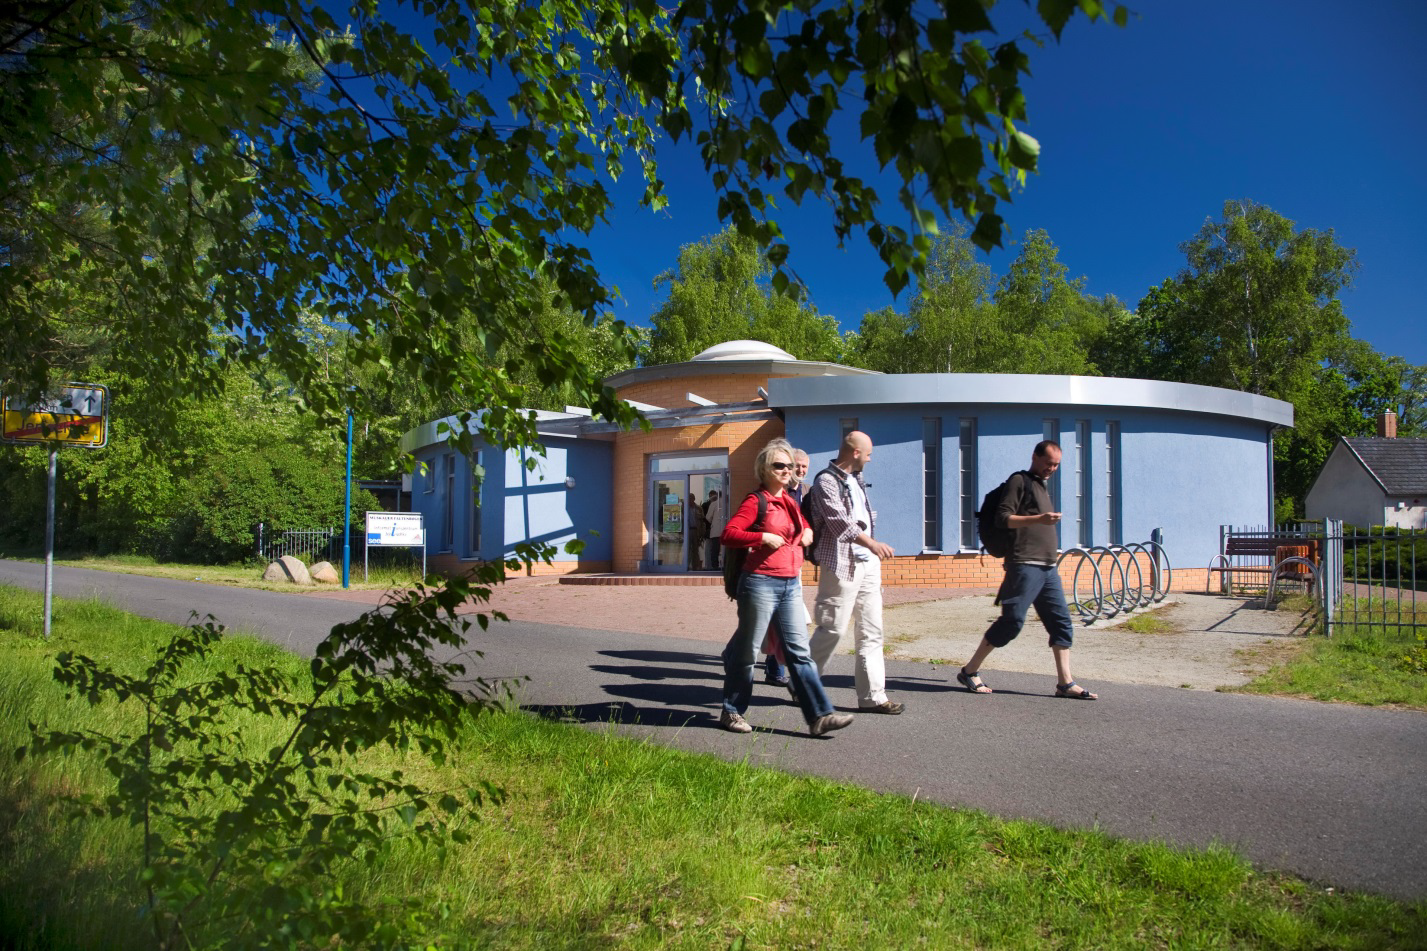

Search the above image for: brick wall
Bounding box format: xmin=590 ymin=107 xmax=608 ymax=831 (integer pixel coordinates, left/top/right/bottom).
xmin=801 ymin=549 xmax=1204 ymax=592
xmin=611 ymin=372 xmax=799 ymax=573
xmin=611 ymin=419 xmax=785 ymax=571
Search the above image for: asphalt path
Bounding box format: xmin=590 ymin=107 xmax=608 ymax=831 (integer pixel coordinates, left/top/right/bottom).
xmin=3 ymin=560 xmax=1425 ymax=902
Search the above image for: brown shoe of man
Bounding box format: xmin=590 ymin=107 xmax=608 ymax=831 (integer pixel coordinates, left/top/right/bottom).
xmin=809 ymin=713 xmax=854 ymax=736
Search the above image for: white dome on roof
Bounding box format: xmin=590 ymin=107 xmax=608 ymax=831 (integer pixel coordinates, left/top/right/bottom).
xmin=691 ymin=340 xmax=797 ymax=362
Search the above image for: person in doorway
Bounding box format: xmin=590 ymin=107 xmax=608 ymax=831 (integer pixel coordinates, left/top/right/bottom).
xmin=957 ymin=440 xmax=1099 ymax=700
xmin=807 ymin=431 xmax=905 ymax=715
xmin=703 ymin=489 xmax=723 ymax=570
xmin=687 ymin=493 xmax=709 ymax=570
xmin=719 ymin=439 xmax=852 ymax=737
xmin=762 ymin=449 xmax=811 ymax=686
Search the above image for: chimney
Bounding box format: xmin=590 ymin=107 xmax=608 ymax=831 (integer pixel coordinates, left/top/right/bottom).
xmin=1377 ymin=411 xmax=1398 ymax=439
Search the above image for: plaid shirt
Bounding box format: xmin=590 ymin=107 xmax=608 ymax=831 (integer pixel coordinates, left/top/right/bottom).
xmin=808 ymin=465 xmax=875 ymax=582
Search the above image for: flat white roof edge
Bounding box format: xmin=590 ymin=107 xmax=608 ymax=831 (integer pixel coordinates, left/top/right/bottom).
xmin=767 ymin=373 xmax=1294 ymax=427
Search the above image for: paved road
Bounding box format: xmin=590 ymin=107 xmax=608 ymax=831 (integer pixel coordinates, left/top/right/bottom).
xmin=3 ymin=561 xmax=1425 ymax=901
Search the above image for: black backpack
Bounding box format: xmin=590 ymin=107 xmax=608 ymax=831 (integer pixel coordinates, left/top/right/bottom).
xmin=722 ymin=491 xmax=768 ymax=600
xmin=976 ymin=471 xmax=1026 ymax=558
xmin=800 ymin=467 xmax=854 ymax=566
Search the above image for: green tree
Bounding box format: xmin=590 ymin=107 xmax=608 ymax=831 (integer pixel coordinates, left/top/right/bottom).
xmin=645 ymin=227 xmax=846 ymax=365
xmin=2 ymin=1 xmax=1128 ymax=940
xmin=1135 ymin=201 xmax=1358 ymax=398
xmin=851 ymin=226 xmax=1104 ymax=374
xmin=1128 ymin=201 xmax=1361 ymax=514
xmin=987 ymin=228 xmax=1103 ymax=374
xmin=903 ymin=223 xmax=999 ymax=372
xmin=3 ymin=0 xmax=1125 ymax=452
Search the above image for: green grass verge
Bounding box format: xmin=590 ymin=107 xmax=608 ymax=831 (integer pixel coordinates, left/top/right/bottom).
xmin=1235 ymin=606 xmax=1427 ymax=708
xmin=1 ymin=584 xmax=1424 ymax=949
xmin=0 ymin=550 xmax=428 ymax=591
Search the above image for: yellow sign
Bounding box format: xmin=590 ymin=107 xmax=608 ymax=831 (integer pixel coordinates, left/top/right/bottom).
xmin=2 ymin=384 xmax=108 ymax=448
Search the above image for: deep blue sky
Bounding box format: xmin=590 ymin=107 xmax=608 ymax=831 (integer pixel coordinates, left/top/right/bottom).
xmin=587 ymin=0 xmax=1427 ymax=367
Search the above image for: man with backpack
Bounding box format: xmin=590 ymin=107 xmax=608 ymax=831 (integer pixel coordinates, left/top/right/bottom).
xmin=958 ymin=440 xmax=1099 ymax=700
xmin=806 ymin=431 xmax=905 ymax=715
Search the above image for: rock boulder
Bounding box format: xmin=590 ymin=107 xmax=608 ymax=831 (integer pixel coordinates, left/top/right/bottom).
xmin=262 ymin=554 xmax=313 ymax=586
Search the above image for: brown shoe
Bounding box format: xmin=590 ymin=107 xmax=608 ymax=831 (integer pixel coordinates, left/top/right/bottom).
xmin=858 ymin=700 xmax=905 ymax=715
xmin=809 ymin=712 xmax=854 ymax=736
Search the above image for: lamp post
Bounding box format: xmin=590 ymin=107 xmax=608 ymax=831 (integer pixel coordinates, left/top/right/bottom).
xmin=343 ymin=408 xmax=353 ymax=588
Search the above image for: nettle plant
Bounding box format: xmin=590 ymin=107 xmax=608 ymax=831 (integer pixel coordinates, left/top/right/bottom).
xmin=20 ymin=555 xmax=531 ymax=950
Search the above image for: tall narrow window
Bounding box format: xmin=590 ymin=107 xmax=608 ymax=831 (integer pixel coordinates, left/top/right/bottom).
xmin=1106 ymin=421 xmax=1121 ymax=545
xmin=1075 ymin=420 xmax=1091 ymax=547
xmin=441 ymin=454 xmax=455 ymax=552
xmin=959 ymin=418 xmax=978 ymax=550
xmin=468 ymin=450 xmax=483 ymax=557
xmin=922 ymin=418 xmax=941 ymax=551
xmin=1043 ymin=417 xmax=1062 ymax=547
xmin=839 ymin=418 xmax=858 ymax=439
xmin=1042 ymin=417 xmax=1061 ymax=512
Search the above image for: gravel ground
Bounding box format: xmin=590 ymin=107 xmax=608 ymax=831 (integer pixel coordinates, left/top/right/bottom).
xmin=884 ymin=590 xmax=1316 ymax=691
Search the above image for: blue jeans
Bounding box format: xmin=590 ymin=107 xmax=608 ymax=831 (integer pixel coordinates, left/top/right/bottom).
xmin=985 ymin=562 xmax=1076 ymax=649
xmin=722 ymin=573 xmax=834 ymax=725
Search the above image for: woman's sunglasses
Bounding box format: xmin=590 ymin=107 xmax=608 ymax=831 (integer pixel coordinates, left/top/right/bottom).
xmin=769 ymin=462 xmax=793 ymax=471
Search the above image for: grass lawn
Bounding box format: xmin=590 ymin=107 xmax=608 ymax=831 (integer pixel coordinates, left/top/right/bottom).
xmin=0 ymin=550 xmax=428 ymax=592
xmin=1 ymin=584 xmax=1423 ymax=949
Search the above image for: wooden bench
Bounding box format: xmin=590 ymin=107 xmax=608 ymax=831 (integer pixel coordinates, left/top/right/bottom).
xmin=1207 ymin=535 xmax=1320 ymax=594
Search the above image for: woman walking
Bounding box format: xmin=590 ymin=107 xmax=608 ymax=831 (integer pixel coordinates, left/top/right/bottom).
xmin=719 ymin=439 xmax=853 ymax=737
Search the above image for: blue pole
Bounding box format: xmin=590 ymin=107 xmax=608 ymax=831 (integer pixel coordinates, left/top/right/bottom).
xmin=343 ymin=409 xmax=353 ymax=588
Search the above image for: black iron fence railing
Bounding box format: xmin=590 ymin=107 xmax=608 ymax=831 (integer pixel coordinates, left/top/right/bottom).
xmin=1218 ymin=521 xmax=1423 ymax=637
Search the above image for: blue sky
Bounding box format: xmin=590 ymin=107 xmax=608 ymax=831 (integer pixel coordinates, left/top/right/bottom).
xmin=588 ymin=0 xmax=1427 ymax=367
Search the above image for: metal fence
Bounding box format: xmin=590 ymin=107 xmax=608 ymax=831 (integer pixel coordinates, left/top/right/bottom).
xmin=1219 ymin=521 xmax=1423 ymax=638
xmin=256 ymin=523 xmax=363 ymax=565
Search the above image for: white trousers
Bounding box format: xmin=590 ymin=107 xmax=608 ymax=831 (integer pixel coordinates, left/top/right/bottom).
xmin=809 ymin=555 xmax=886 ymax=706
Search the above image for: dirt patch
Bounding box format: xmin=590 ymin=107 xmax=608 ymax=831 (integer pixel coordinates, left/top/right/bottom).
xmin=883 ymin=591 xmax=1314 ymax=691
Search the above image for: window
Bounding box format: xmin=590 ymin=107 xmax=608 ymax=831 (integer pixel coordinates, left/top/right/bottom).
xmin=441 ymin=454 xmax=455 ymax=552
xmin=651 ymin=451 xmax=726 ymax=473
xmin=421 ymin=459 xmax=433 ymax=493
xmin=959 ymin=418 xmax=978 ymax=549
xmin=840 ymin=418 xmax=858 ymax=439
xmin=1106 ymin=421 xmax=1121 ymax=545
xmin=1075 ymin=420 xmax=1091 ymax=547
xmin=1042 ymin=417 xmax=1062 ymax=517
xmin=468 ymin=450 xmax=483 ymax=556
xmin=922 ymin=418 xmax=941 ymax=551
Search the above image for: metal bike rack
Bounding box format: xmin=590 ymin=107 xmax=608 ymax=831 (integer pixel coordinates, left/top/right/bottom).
xmin=1058 ymin=537 xmax=1173 ymax=623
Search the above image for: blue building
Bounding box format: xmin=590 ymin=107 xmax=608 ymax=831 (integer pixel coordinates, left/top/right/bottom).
xmin=402 ymin=342 xmax=1292 ymax=588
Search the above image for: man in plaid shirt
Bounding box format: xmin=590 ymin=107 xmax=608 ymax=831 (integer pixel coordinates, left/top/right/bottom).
xmin=806 ymin=431 xmax=905 ymax=715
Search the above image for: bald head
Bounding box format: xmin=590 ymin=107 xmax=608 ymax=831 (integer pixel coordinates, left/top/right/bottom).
xmin=835 ymin=430 xmax=874 ymax=473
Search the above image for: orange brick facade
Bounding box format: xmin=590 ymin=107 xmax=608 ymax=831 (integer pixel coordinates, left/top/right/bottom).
xmin=611 ymin=372 xmax=793 ymax=574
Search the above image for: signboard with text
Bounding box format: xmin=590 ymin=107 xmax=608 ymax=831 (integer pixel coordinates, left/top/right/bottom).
xmin=366 ymin=512 xmax=425 ymax=547
xmin=2 ymin=383 xmax=108 ymax=448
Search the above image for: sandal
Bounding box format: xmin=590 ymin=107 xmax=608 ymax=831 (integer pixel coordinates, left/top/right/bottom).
xmin=1055 ymin=681 xmax=1098 ymax=700
xmin=957 ymin=668 xmax=992 ymax=694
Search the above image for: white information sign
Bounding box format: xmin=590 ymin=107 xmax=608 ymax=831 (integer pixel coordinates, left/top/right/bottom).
xmin=366 ymin=512 xmax=425 ymax=547
xmin=364 ymin=512 xmax=426 ymax=581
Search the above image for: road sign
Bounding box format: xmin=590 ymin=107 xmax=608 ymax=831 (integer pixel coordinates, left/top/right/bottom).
xmin=2 ymin=383 xmax=108 ymax=448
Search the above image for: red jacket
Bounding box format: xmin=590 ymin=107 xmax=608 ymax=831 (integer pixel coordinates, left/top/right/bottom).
xmin=720 ymin=490 xmax=807 ymax=578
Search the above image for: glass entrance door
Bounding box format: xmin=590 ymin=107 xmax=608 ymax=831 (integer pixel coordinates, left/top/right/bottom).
xmin=649 ymin=470 xmax=729 ymax=572
xmin=651 ymin=478 xmax=687 ymax=570
xmin=690 ymin=472 xmax=727 ymax=571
